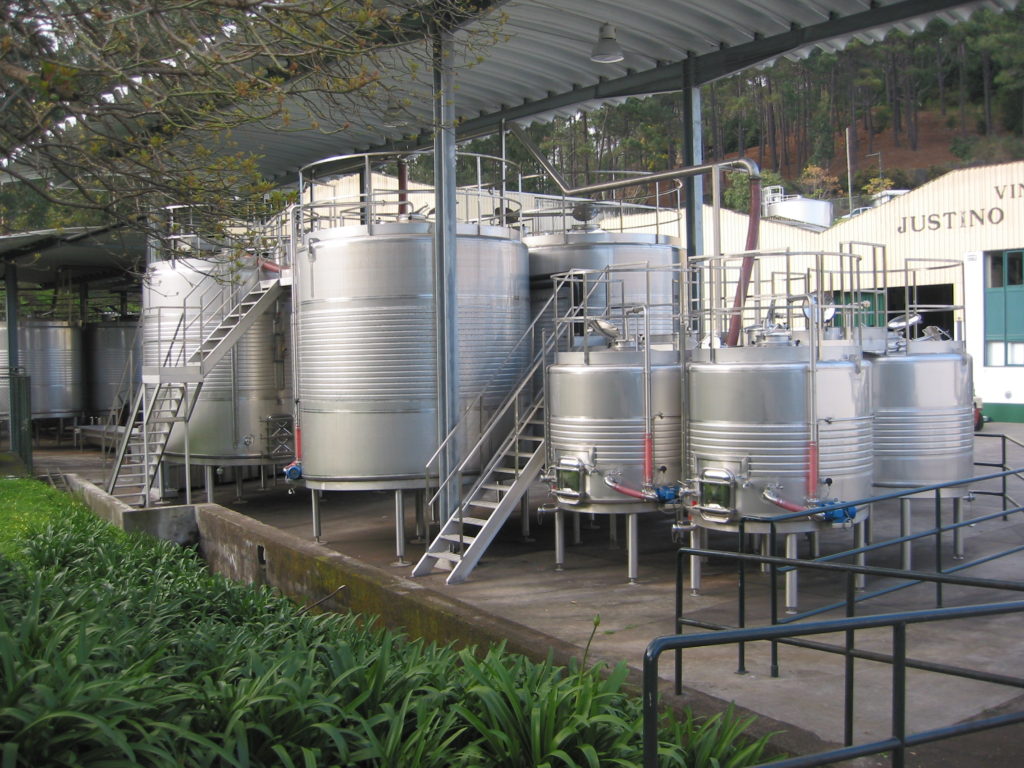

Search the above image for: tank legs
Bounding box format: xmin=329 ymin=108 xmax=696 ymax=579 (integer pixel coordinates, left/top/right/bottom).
xmin=392 ymin=489 xmax=408 ymax=566
xmin=626 ymin=513 xmax=639 ymax=583
xmin=953 ymin=495 xmax=966 ymax=560
xmin=808 ymin=531 xmax=821 ymax=558
xmin=311 ymin=489 xmax=322 ymax=543
xmin=689 ymin=526 xmax=703 ymax=595
xmin=572 ymin=512 xmax=581 ymax=545
xmin=785 ymin=533 xmax=799 ymax=614
xmin=900 ymin=497 xmax=913 ymax=570
xmin=520 ymin=496 xmax=533 ymax=542
xmin=855 ymin=518 xmax=867 ymax=592
xmin=205 ymin=466 xmax=215 ymax=504
xmin=413 ymin=490 xmax=427 ymax=543
xmin=234 ymin=473 xmax=245 ymax=502
xmin=554 ymin=509 xmax=565 ymax=572
xmin=608 ymin=514 xmax=618 ymax=548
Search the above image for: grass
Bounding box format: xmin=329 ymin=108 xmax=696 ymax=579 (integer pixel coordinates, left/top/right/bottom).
xmin=0 ymin=479 xmax=773 ymax=767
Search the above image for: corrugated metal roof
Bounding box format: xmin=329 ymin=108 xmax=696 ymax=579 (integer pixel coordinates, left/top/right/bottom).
xmin=232 ymin=0 xmax=1015 ymax=183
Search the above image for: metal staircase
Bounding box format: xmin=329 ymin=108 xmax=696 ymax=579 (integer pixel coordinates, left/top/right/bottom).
xmin=412 ymin=392 xmax=546 ymax=583
xmin=106 ymin=275 xmax=286 ymax=505
xmin=414 ymin=283 xmax=588 ymax=583
xmin=146 ymin=278 xmax=285 ymax=383
xmin=106 ymin=382 xmax=200 ymax=504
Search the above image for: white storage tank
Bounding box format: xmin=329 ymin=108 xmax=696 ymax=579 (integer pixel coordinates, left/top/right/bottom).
xmin=688 ymin=341 xmax=873 ymax=533
xmin=548 ymin=347 xmax=682 ymax=514
xmin=143 ymin=257 xmax=291 ymax=464
xmin=0 ymin=320 xmax=84 ymax=418
xmin=294 ymin=220 xmax=529 ymax=488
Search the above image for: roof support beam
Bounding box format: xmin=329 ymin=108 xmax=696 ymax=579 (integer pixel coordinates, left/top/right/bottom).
xmin=453 ymin=0 xmax=980 ymax=142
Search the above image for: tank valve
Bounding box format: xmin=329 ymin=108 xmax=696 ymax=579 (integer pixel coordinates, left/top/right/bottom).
xmin=282 ymin=461 xmax=303 ymax=481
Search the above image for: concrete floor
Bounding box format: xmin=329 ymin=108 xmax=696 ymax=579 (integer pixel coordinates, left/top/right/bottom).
xmin=34 ymin=424 xmax=1024 ymax=766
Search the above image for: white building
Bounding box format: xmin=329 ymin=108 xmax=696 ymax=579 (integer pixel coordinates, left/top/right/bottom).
xmin=699 ymin=160 xmax=1024 ymax=423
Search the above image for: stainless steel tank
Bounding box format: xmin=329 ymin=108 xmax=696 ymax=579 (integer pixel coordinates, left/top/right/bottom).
xmin=548 ymin=348 xmax=682 ymax=514
xmin=687 ymin=342 xmax=873 ymax=533
xmin=525 ymin=229 xmax=680 ymax=343
xmin=143 ymin=257 xmax=291 ymax=463
xmin=85 ymin=320 xmax=142 ymax=414
xmin=0 ymin=320 xmax=84 ymax=418
xmin=295 ymin=220 xmax=529 ymax=488
xmin=870 ymin=338 xmax=974 ymax=489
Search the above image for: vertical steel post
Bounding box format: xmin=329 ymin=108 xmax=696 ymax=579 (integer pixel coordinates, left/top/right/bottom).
xmin=900 ymin=497 xmax=913 ymax=570
xmin=892 ymin=623 xmax=908 ymax=768
xmin=393 ymin=489 xmax=408 ymax=565
xmin=681 ymin=58 xmax=704 ymax=260
xmin=205 ymin=465 xmax=215 ymax=503
xmin=627 ymin=512 xmax=639 ymax=583
xmin=554 ymin=508 xmax=565 ymax=571
xmin=311 ymin=489 xmax=321 ymax=542
xmin=432 ymin=28 xmax=458 ymax=522
xmin=785 ymin=532 xmax=798 ymax=614
xmin=953 ymin=495 xmax=965 ymax=560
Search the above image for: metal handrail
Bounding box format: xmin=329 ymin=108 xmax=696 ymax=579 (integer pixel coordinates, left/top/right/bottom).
xmin=424 ymin=271 xmax=612 ymax=520
xmin=423 ymin=296 xmax=563 ymax=518
xmin=974 ymin=432 xmax=1024 ymax=512
xmin=144 ymin=264 xmax=267 ymax=373
xmin=643 ymin=599 xmax=1024 ymax=768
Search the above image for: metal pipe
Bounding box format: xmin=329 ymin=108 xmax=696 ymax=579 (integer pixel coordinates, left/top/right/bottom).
xmin=311 ymin=489 xmax=321 ymax=542
xmin=393 ymin=489 xmax=408 ymax=565
xmin=510 ymin=122 xmax=759 ymax=197
xmin=554 ymin=508 xmax=565 ymax=571
xmin=397 ymin=159 xmax=410 ymax=215
xmin=627 ymin=513 xmax=639 ymax=583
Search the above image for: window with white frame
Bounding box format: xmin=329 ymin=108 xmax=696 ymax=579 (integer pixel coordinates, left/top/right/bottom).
xmin=984 ymin=249 xmax=1024 ymax=366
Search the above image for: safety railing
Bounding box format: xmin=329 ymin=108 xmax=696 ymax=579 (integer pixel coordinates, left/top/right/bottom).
xmin=656 ymin=464 xmax=1024 ymax=766
xmin=974 ymin=431 xmax=1024 ymax=515
xmin=676 ymin=467 xmax=1024 ymax=659
xmin=643 ymin=597 xmax=1024 ymax=768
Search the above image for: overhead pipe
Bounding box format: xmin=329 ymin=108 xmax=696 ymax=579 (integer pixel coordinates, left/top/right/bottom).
xmin=724 ymin=174 xmax=763 ymax=347
xmin=508 ymin=123 xmax=759 ymax=261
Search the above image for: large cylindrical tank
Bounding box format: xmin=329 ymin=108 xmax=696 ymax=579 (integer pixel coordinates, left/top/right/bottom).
xmin=143 ymin=258 xmax=291 ymax=463
xmin=295 ymin=220 xmax=529 ymax=488
xmin=687 ymin=343 xmax=873 ymax=533
xmin=85 ymin=320 xmax=141 ymax=414
xmin=547 ymin=348 xmax=682 ymax=514
xmin=870 ymin=339 xmax=974 ymax=490
xmin=525 ymin=230 xmax=680 ymax=343
xmin=0 ymin=320 xmax=84 ymax=418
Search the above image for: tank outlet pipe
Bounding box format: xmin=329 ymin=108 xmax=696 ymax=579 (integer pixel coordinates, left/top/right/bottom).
xmin=761 ymin=486 xmax=811 ymax=514
xmin=257 ymin=258 xmax=282 ymax=274
xmin=604 ymin=475 xmax=683 ymax=503
xmin=761 ymin=487 xmax=856 ymax=524
xmin=625 ymin=304 xmax=654 ymax=487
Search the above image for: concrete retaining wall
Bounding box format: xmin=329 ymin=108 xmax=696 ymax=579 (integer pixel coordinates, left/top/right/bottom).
xmin=64 ymin=473 xmax=834 ymax=761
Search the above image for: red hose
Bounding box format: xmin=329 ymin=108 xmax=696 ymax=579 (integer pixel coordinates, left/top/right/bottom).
xmin=806 ymin=441 xmax=819 ymax=498
xmin=294 ymin=426 xmax=302 ymax=460
xmin=725 ymin=175 xmax=762 ymax=347
xmin=258 ymin=258 xmax=282 ymax=274
xmin=606 ymin=478 xmax=649 ymax=500
xmin=643 ymin=432 xmax=654 ymax=485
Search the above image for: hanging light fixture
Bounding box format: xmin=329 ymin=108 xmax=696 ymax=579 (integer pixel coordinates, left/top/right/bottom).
xmin=590 ymin=23 xmax=624 ymax=64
